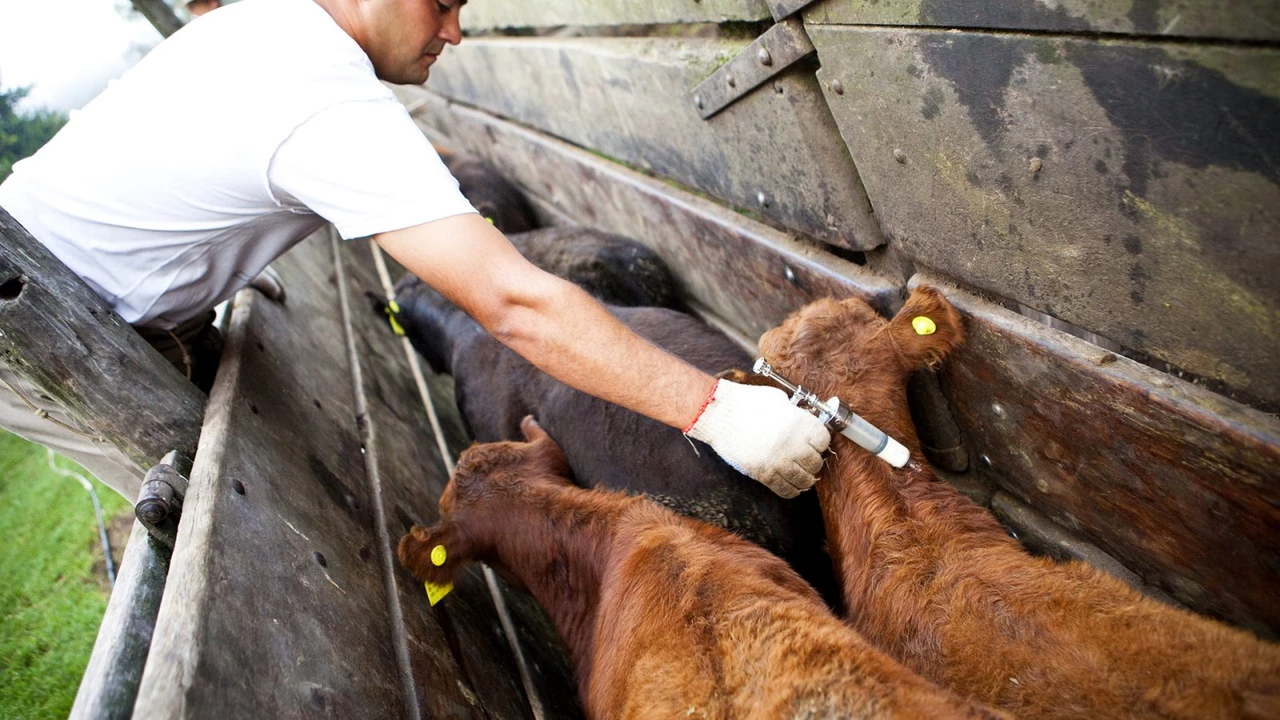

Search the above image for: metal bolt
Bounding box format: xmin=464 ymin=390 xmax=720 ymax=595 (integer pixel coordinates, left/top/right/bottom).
xmin=694 ymin=95 xmax=704 ymax=110
xmin=893 ymin=148 xmax=907 ymax=164
xmin=992 ymin=403 xmax=1006 ymax=418
xmin=757 ymin=191 xmax=768 ymax=207
xmin=757 ymin=48 xmax=773 ymax=66
xmin=830 ymin=79 xmax=844 ymax=95
xmin=727 ymin=75 xmax=737 ymax=89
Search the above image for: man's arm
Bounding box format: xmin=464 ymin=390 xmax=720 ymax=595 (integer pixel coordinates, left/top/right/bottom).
xmin=375 ymin=213 xmax=830 ymax=496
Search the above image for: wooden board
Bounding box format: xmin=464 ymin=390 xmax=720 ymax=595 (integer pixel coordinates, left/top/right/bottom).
xmin=396 ymin=87 xmax=899 ymax=339
xmin=810 ymin=26 xmax=1280 ymax=407
xmin=339 ymin=238 xmax=583 ymax=719
xmin=803 ymin=0 xmax=1280 ymax=42
xmin=71 ymin=522 xmax=171 ymax=720
xmin=0 ymin=208 xmax=204 ymax=473
xmin=130 ymin=231 xmax=554 ymax=717
xmin=422 ymin=37 xmax=885 ymax=252
xmin=460 ymin=0 xmax=769 ymax=30
xmin=914 ymin=273 xmax=1280 ymax=637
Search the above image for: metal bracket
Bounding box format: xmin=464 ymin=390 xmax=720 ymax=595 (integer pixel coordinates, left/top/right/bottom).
xmin=691 ymin=16 xmax=815 ymax=120
xmin=765 ymin=0 xmax=820 ymax=21
xmin=135 ymin=449 xmax=189 ymax=549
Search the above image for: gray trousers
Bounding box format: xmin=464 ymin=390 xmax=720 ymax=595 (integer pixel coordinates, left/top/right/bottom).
xmin=0 ymin=310 xmax=224 ymax=504
xmin=0 ymin=361 xmax=144 ymax=502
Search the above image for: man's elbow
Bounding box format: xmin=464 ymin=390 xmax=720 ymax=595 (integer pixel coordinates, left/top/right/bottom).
xmin=472 ymin=273 xmax=570 ymax=347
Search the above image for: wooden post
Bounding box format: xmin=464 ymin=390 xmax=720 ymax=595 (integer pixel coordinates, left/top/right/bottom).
xmin=0 ymin=208 xmax=205 ymax=473
xmin=69 ymin=516 xmax=173 ymax=720
xmin=130 ymin=0 xmax=184 ymax=39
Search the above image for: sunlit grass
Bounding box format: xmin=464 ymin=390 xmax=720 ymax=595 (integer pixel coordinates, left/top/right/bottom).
xmin=0 ymin=430 xmax=130 ymax=719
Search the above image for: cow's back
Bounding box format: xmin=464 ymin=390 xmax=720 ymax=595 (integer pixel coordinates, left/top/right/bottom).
xmin=453 ymin=305 xmax=833 ymax=595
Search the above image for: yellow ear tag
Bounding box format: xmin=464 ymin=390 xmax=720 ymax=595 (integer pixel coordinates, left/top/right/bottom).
xmin=424 ymin=544 xmax=452 ymax=606
xmin=425 ymin=581 xmax=454 ymax=606
xmin=485 ymin=216 xmax=495 ymax=225
xmin=385 ymin=299 xmax=406 ymax=337
xmin=911 ymin=316 xmax=937 ymax=336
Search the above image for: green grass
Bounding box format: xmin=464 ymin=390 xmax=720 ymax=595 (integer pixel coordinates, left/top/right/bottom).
xmin=0 ymin=430 xmax=131 ymax=720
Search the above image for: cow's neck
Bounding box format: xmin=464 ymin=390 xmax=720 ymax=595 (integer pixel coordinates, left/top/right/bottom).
xmin=488 ymin=488 xmax=625 ymax=690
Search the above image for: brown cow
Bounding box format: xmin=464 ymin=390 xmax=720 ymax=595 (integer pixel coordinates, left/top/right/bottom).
xmin=753 ymin=286 xmax=1280 ymax=719
xmin=399 ymin=417 xmax=1008 ymax=720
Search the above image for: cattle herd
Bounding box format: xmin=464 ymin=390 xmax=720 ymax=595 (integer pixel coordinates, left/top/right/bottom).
xmin=393 ymin=154 xmax=1280 ymax=719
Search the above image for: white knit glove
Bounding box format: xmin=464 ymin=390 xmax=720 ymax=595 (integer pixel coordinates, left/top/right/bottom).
xmin=684 ymin=379 xmax=832 ymax=498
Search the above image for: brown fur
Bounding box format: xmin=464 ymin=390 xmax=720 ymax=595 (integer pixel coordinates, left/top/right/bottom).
xmin=757 ymin=286 xmax=1280 ymax=720
xmin=399 ymin=416 xmax=1008 ymax=720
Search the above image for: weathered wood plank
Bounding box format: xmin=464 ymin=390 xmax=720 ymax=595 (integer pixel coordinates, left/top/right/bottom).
xmin=811 ymin=27 xmax=1280 ymax=406
xmin=132 ymin=233 xmax=412 ymax=718
xmin=0 ymin=208 xmax=204 ymax=474
xmin=70 ymin=521 xmax=171 ymax=720
xmin=913 ymin=273 xmax=1280 ymax=637
xmin=339 ymin=238 xmax=581 ymax=718
xmin=460 ymin=0 xmax=769 ymax=30
xmin=803 ymin=0 xmax=1280 ymax=42
xmin=395 ymin=87 xmax=899 ymax=338
xmin=423 ymin=37 xmax=885 ymax=251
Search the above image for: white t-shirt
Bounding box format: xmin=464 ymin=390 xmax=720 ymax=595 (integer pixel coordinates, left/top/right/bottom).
xmin=0 ymin=0 xmax=475 ymax=330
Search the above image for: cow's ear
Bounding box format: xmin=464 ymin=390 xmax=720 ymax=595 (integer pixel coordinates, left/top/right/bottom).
xmin=520 ymin=415 xmax=573 ymax=483
xmin=398 ymin=522 xmax=470 ymax=586
xmin=715 ymin=367 xmax=787 ymax=393
xmin=887 ymin=286 xmax=965 ymax=370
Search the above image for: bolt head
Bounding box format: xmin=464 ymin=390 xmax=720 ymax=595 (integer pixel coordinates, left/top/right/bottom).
xmin=893 ymin=148 xmax=907 ymax=164
xmin=830 ymin=79 xmax=844 ymax=95
xmin=757 ymin=48 xmax=773 ymax=66
xmin=694 ymin=95 xmax=704 ymax=110
xmin=727 ymin=75 xmax=737 ymax=88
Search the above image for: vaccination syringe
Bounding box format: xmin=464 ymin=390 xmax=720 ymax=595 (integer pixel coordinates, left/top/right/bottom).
xmin=753 ymin=358 xmax=909 ymax=468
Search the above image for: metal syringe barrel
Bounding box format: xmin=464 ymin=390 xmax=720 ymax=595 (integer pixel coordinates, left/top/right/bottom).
xmin=753 ymin=358 xmax=909 ymax=468
xmin=822 ymin=397 xmax=910 ymax=468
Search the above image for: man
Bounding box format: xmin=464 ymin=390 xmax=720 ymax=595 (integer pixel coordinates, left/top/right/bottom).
xmin=185 ymin=0 xmax=222 ymax=17
xmin=0 ymin=0 xmax=830 ymax=502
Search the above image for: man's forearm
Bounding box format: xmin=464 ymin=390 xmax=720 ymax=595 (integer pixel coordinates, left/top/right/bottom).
xmin=485 ymin=276 xmax=716 ymax=430
xmin=376 ymin=214 xmax=830 ymax=497
xmin=375 ymin=215 xmax=715 ymax=429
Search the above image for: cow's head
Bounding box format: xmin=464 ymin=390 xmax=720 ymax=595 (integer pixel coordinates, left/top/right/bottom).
xmin=757 ymin=286 xmax=964 ymax=413
xmin=397 ymin=416 xmax=571 ymax=600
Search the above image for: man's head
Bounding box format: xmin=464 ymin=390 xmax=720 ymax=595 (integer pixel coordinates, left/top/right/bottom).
xmin=314 ymin=0 xmax=466 ymax=85
xmin=186 ymin=0 xmax=221 ymax=17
